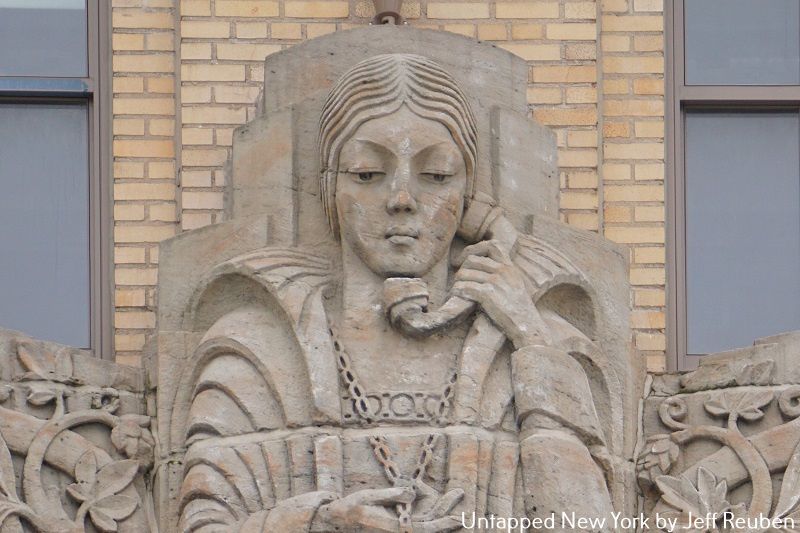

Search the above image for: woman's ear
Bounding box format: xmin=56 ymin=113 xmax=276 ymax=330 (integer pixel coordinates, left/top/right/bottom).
xmin=456 ymin=192 xmax=500 ymax=243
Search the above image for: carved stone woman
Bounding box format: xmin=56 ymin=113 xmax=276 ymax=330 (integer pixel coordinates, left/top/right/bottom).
xmin=171 ymin=51 xmax=628 ymax=532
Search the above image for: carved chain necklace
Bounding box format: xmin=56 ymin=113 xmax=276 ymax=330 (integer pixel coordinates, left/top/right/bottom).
xmin=328 ymin=324 xmax=457 ymax=533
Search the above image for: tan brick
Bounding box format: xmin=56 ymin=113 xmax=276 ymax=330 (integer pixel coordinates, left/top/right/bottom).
xmin=532 ymin=65 xmax=596 ymax=83
xmin=511 ymin=23 xmax=543 ymax=39
xmin=546 ymin=22 xmax=595 ymax=40
xmin=146 ymin=33 xmax=174 ymax=51
xmin=147 ymin=77 xmax=175 ymax=94
xmin=115 ymin=288 xmax=146 ymax=307
xmin=182 ymin=213 xmax=214 ymax=230
xmin=116 ymin=268 xmax=158 ymax=286
xmin=604 ymin=99 xmax=663 ymax=116
xmin=236 ymin=22 xmax=269 ymax=38
xmin=604 ymin=205 xmax=631 ymax=223
xmin=215 ymin=0 xmax=280 ymax=16
xmin=444 ymin=24 xmax=475 ymax=37
xmin=603 ymin=121 xmax=630 ymax=138
xmin=604 ymin=56 xmax=663 ymax=74
xmin=631 ymin=310 xmax=665 ymax=329
xmin=600 ymin=0 xmax=627 ymax=12
xmin=604 ymin=142 xmax=663 ymax=160
xmin=605 ymin=184 xmax=663 ymax=201
xmin=182 ymin=64 xmax=246 ymax=81
xmin=561 ymin=191 xmax=598 ymax=209
xmin=634 ymin=205 xmax=664 ymax=222
xmin=113 ymin=77 xmax=144 ymax=93
xmin=565 ymin=43 xmax=596 ymax=60
xmin=633 ymin=77 xmax=664 ymax=95
xmin=216 ymin=43 xmax=281 ymax=61
xmin=498 ymin=43 xmax=561 ymax=60
xmin=181 ymin=0 xmax=212 ymax=16
xmin=182 ymin=148 xmax=229 ymax=166
xmin=181 ymin=20 xmax=231 ymax=38
xmin=602 ymin=163 xmax=631 ymax=180
xmin=634 ymin=287 xmax=666 ymax=306
xmin=114 ymin=118 xmax=145 ymax=136
xmin=115 ymin=182 xmax=176 ymax=200
xmin=115 ymin=334 xmax=146 ymax=352
xmin=646 ymin=355 xmax=666 ymax=372
xmin=567 ymin=170 xmax=597 ymax=188
xmin=558 ymin=149 xmax=597 ymax=167
xmin=636 ymin=332 xmax=666 ymax=351
xmin=603 ymin=78 xmax=629 ymax=94
xmin=113 ymin=33 xmax=145 ymax=51
xmin=496 ymin=2 xmax=559 ymax=19
xmin=181 ymin=43 xmax=213 ymax=60
xmin=114 ymin=140 xmax=174 ymax=158
xmin=526 ymin=87 xmax=562 ymax=104
xmin=634 ymin=120 xmax=663 ymax=138
xmin=113 ymin=10 xmax=173 ymax=29
xmin=114 ymin=246 xmax=146 ymax=264
xmin=630 ymin=267 xmax=665 ymax=285
xmin=182 ymin=170 xmax=213 ymax=187
xmin=604 ymin=226 xmax=663 ymax=243
xmin=113 ymin=54 xmax=173 ymax=73
xmin=270 ymin=22 xmax=302 ymax=39
xmin=182 ymin=106 xmax=248 ymax=124
xmin=477 ymin=23 xmax=507 ymax=40
xmin=566 ymin=86 xmax=596 ymax=103
xmin=634 ymin=0 xmax=662 ymax=12
xmin=115 ymin=97 xmax=175 ymax=115
xmin=634 ymin=162 xmax=664 ymax=180
xmin=634 ymin=34 xmax=663 ymax=52
xmin=114 ymin=162 xmax=145 ymax=178
xmin=149 ymin=119 xmax=175 ymax=136
xmin=602 ymin=15 xmax=663 ymax=32
xmin=213 ymin=85 xmax=262 ymax=104
xmin=285 ymin=1 xmax=349 ymax=18
xmin=182 ymin=191 xmax=224 ymax=210
xmin=429 ymin=2 xmax=490 ymax=18
xmin=181 ymin=86 xmax=212 ymax=103
xmin=149 ymin=161 xmax=175 ymax=179
xmin=114 ymin=311 xmax=156 ymax=329
xmin=601 ymin=34 xmax=630 ymax=52
xmin=115 ymin=225 xmax=176 ymax=243
xmin=114 ymin=204 xmax=146 ymax=221
xmin=565 ymin=2 xmax=595 ymax=19
xmin=565 ymin=213 xmax=598 ymax=230
xmin=306 ymin=23 xmax=337 ymax=38
xmin=534 ymin=107 xmax=597 ymax=126
xmin=182 ymin=128 xmax=214 ymax=145
xmin=567 ymin=130 xmax=597 ymax=147
xmin=149 ymin=204 xmax=178 ymax=222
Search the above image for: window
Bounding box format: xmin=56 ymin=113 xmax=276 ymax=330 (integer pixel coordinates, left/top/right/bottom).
xmin=667 ymin=0 xmax=800 ymax=370
xmin=0 ymin=0 xmax=111 ymax=356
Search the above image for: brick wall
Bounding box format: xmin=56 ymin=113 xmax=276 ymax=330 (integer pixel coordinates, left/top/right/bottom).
xmin=111 ymin=0 xmax=666 ymax=371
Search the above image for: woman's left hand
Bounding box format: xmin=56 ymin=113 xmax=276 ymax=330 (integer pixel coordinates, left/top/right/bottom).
xmin=451 ymin=240 xmax=551 ymax=350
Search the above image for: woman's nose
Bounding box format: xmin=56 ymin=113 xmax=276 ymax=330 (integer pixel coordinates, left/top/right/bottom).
xmin=386 ymin=168 xmax=418 ymax=214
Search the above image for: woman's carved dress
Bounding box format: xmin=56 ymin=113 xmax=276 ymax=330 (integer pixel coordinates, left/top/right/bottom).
xmin=177 ymin=235 xmax=615 ymax=532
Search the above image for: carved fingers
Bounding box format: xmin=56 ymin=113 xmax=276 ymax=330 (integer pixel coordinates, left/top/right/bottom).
xmin=313 ymin=487 xmax=415 ymax=532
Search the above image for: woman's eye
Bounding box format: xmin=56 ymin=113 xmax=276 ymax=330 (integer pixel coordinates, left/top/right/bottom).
xmin=357 ymin=172 xmax=378 ymax=182
xmin=424 ymin=173 xmax=449 ymax=183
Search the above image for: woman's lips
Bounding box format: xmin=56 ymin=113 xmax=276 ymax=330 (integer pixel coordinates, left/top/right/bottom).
xmin=386 ymin=226 xmax=419 ymax=245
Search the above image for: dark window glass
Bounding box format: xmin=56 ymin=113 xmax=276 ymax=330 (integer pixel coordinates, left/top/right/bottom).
xmin=685 ymin=111 xmax=800 ymax=354
xmin=0 ymin=0 xmax=88 ymax=77
xmin=0 ymin=103 xmax=90 ymax=347
xmin=685 ymin=0 xmax=800 ymax=85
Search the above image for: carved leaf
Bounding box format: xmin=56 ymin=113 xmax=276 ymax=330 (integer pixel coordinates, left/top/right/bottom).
xmin=89 ymin=507 xmax=119 ymax=532
xmin=66 ymin=483 xmax=88 ymax=503
xmin=54 ymin=349 xmax=73 ymax=381
xmin=16 ymin=342 xmax=54 ymax=380
xmin=93 ymin=494 xmax=138 ymax=521
xmin=26 ymin=388 xmax=56 ymax=406
xmin=656 ymin=475 xmax=700 ymax=514
xmin=0 ymin=387 xmax=11 ymax=403
xmin=0 ymin=431 xmax=18 ymax=502
xmin=735 ymin=390 xmax=774 ymax=421
xmin=96 ymin=460 xmax=138 ymax=500
xmin=704 ymin=397 xmax=730 ymax=417
xmin=774 ymin=440 xmax=800 ymax=518
xmin=74 ymin=450 xmax=98 ymax=490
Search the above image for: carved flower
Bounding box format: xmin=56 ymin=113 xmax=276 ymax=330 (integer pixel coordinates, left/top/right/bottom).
xmin=656 ymin=467 xmax=744 ymax=533
xmin=66 ymin=451 xmax=139 ymax=532
xmin=637 ymin=434 xmax=680 ymax=490
xmin=111 ymin=415 xmax=154 ymax=469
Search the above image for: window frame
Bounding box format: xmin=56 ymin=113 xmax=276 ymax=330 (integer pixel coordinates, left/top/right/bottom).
xmin=0 ymin=0 xmax=112 ymax=358
xmin=666 ymin=0 xmax=800 ymax=371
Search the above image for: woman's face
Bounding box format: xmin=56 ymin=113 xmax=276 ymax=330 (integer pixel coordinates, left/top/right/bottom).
xmin=335 ymin=106 xmax=468 ymax=278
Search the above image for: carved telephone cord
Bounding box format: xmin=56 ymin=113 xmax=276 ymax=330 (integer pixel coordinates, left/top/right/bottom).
xmin=383 ymin=194 xmax=519 ymax=337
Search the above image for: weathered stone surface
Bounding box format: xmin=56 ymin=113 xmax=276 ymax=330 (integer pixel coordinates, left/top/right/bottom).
xmin=639 ymin=332 xmax=800 ymax=531
xmin=154 ymin=27 xmax=642 ymax=533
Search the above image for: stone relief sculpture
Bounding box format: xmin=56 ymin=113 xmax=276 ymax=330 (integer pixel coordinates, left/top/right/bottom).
xmin=640 ymin=332 xmax=800 ymax=532
xmin=154 ymin=27 xmax=640 ymax=532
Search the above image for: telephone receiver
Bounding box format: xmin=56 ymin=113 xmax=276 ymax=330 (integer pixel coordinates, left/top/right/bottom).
xmin=383 ymin=194 xmax=519 ymax=337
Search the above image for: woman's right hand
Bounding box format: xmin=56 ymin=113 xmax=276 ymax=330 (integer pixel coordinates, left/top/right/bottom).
xmin=310 ymin=487 xmax=415 ymax=532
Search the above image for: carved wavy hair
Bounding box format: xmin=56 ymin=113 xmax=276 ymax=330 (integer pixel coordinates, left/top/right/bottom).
xmin=318 ymin=53 xmax=479 ymax=237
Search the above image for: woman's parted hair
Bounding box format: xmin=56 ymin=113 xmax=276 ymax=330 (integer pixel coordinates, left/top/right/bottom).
xmin=318 ymin=53 xmax=478 ymax=237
